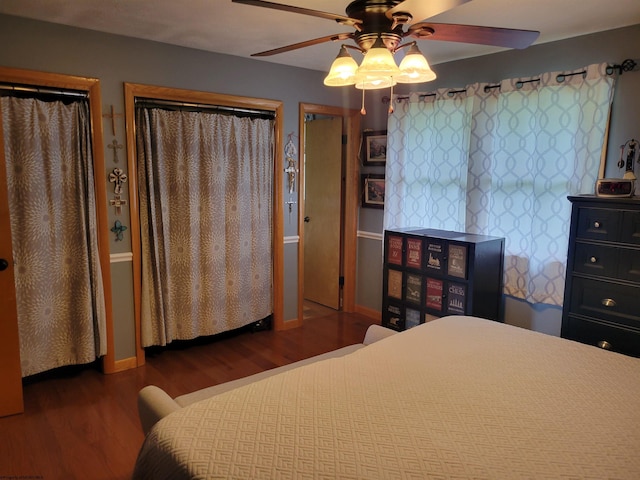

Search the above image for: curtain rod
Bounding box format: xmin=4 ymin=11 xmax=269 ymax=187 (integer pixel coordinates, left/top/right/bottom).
xmin=388 ymin=58 xmax=638 ymax=103
xmin=0 ymin=83 xmax=88 ymax=98
xmin=135 ymin=97 xmax=275 ymax=119
xmin=482 ymin=61 xmax=636 ymax=92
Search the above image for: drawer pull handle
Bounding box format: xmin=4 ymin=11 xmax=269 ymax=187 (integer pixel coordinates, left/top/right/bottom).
xmin=601 ymin=298 xmax=616 ymax=307
xmin=593 ymin=221 xmax=601 ymax=228
xmin=597 ymin=340 xmax=612 ymax=350
xmin=590 ymin=256 xmax=597 ymax=263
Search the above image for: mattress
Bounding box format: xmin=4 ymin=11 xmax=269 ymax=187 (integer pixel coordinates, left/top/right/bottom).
xmin=133 ymin=315 xmax=640 ymax=479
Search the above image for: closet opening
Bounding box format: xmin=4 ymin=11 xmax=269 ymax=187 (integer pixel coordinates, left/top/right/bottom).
xmin=0 ymin=67 xmax=111 ymax=417
xmin=124 ymin=83 xmax=284 ymax=366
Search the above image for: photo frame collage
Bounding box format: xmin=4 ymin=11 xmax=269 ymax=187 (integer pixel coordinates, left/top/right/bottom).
xmin=361 ymin=130 xmax=386 ymax=209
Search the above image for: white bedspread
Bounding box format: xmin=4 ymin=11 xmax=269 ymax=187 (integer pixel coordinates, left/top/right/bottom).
xmin=133 ymin=316 xmax=640 ymax=479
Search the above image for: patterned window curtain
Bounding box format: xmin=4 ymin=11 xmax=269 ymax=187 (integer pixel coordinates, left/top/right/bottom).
xmin=136 ymin=107 xmax=273 ymax=347
xmin=385 ymin=63 xmax=615 ymax=306
xmin=2 ymin=96 xmax=107 ymax=377
xmin=385 ymin=89 xmax=474 ymax=232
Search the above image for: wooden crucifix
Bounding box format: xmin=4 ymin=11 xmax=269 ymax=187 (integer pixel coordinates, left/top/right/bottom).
xmin=102 ymin=105 xmax=124 ymax=136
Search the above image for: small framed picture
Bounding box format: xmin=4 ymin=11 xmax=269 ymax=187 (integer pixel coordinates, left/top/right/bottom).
xmin=362 ymin=130 xmax=387 ymax=165
xmin=361 ymin=174 xmax=385 ymax=209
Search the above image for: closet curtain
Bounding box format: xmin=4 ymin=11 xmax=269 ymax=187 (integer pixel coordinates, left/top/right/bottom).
xmin=385 ymin=63 xmax=615 ymax=306
xmin=2 ymin=96 xmax=106 ymax=377
xmin=136 ymin=107 xmax=273 ymax=347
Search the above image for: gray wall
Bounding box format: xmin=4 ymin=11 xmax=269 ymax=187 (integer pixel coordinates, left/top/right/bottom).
xmin=1 ymin=14 xmax=639 ymax=358
xmin=0 ymin=14 xmax=361 ymax=360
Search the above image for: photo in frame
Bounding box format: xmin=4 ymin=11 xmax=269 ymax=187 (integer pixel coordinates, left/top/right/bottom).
xmin=361 ymin=174 xmax=385 ymax=209
xmin=362 ymin=130 xmax=387 ymax=165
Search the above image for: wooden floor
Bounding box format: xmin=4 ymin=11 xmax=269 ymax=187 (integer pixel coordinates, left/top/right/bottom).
xmin=0 ymin=310 xmax=376 ymax=480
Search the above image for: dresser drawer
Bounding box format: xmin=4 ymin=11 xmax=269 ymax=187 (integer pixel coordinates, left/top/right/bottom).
xmin=564 ymin=315 xmax=640 ymax=357
xmin=618 ymin=248 xmax=640 ymax=282
xmin=573 ymin=242 xmax=618 ymax=277
xmin=569 ymin=277 xmax=640 ymax=327
xmin=621 ymin=210 xmax=640 ymax=245
xmin=575 ymin=207 xmax=621 ymax=242
xmin=573 ymin=243 xmax=640 ymax=282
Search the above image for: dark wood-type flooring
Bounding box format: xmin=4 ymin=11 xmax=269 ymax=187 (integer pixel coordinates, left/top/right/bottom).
xmin=0 ymin=308 xmax=376 ymax=480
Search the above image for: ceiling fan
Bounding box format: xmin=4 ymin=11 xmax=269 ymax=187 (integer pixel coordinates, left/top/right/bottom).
xmin=232 ymin=0 xmax=540 ymax=58
xmin=233 ymin=0 xmax=539 ymax=97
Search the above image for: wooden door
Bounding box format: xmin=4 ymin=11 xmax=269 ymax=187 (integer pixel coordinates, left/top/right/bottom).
xmin=0 ymin=116 xmax=24 ymax=417
xmin=303 ymin=117 xmax=343 ymax=309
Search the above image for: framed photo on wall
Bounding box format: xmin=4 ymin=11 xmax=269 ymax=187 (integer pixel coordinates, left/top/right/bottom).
xmin=361 ymin=174 xmax=385 ymax=209
xmin=362 ymin=130 xmax=387 ymax=165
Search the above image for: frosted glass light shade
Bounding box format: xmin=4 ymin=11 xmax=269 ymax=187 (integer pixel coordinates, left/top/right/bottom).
xmin=356 ymin=38 xmax=401 ymax=79
xmin=324 ymin=40 xmax=436 ymax=90
xmin=396 ymin=43 xmax=437 ymax=84
xmin=323 ymin=46 xmax=359 ymax=86
xmin=354 ymin=75 xmax=397 ymax=90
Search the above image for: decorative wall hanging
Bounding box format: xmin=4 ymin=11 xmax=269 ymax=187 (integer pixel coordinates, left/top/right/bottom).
xmin=361 ymin=174 xmax=385 ymax=209
xmin=108 ymin=138 xmax=124 ymax=163
xmin=110 ymin=220 xmax=127 ymax=241
xmin=361 ymin=130 xmax=387 ymax=165
xmin=109 ymin=195 xmax=128 ymax=215
xmin=102 ymin=104 xmax=124 ymax=136
xmin=618 ymin=139 xmax=639 ymax=173
xmin=108 ymin=167 xmax=127 ymax=194
xmin=284 ymin=133 xmax=298 ymax=223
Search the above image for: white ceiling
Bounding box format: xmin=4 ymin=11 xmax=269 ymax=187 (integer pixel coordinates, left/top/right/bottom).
xmin=1 ymin=0 xmax=639 ymax=73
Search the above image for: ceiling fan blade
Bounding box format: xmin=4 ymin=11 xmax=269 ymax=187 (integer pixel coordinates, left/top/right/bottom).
xmin=251 ymin=33 xmax=356 ymax=57
xmin=409 ymin=23 xmax=540 ymax=49
xmin=232 ymin=0 xmax=362 ymax=27
xmin=387 ymin=0 xmax=471 ymax=25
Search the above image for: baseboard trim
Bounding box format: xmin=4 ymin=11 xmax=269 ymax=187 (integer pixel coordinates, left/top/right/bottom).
xmin=278 ymin=318 xmax=301 ymax=330
xmin=355 ymin=304 xmax=382 ymax=322
xmin=108 ymin=356 xmax=138 ymax=373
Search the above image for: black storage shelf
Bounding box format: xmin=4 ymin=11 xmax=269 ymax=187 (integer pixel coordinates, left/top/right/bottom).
xmin=382 ymin=228 xmax=505 ymax=331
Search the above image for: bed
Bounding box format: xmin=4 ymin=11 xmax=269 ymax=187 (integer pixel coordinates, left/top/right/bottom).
xmin=133 ymin=315 xmax=640 ymax=479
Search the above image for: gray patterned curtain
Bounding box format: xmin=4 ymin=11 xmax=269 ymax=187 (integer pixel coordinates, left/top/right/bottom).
xmin=136 ymin=106 xmax=273 ymax=347
xmin=385 ymin=63 xmax=615 ymax=306
xmin=2 ymin=96 xmax=107 ymax=377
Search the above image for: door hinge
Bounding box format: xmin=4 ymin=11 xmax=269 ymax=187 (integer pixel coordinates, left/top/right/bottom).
xmin=342 ymin=134 xmax=347 ymax=145
xmin=339 ymin=276 xmax=345 ymax=286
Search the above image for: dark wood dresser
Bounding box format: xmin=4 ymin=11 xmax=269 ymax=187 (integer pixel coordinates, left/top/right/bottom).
xmin=382 ymin=228 xmax=504 ymax=331
xmin=562 ymin=195 xmax=640 ymax=357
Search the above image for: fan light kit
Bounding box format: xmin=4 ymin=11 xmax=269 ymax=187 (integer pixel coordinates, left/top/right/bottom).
xmin=324 ymin=38 xmax=436 ymax=89
xmin=232 ymin=0 xmax=539 ymax=111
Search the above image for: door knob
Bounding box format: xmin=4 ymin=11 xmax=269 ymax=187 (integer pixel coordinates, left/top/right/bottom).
xmin=304 ymin=216 xmax=310 ymax=223
xmin=0 ymin=258 xmax=9 ymax=271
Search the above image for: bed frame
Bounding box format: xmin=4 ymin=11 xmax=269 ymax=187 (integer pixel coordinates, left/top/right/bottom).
xmin=134 ymin=316 xmax=640 ymax=479
xmin=138 ymin=324 xmax=397 ymax=435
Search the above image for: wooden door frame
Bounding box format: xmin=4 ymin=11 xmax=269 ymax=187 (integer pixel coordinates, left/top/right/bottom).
xmin=296 ymin=103 xmax=360 ymax=326
xmin=0 ymin=66 xmax=114 ymax=380
xmin=124 ymin=83 xmax=284 ymax=364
